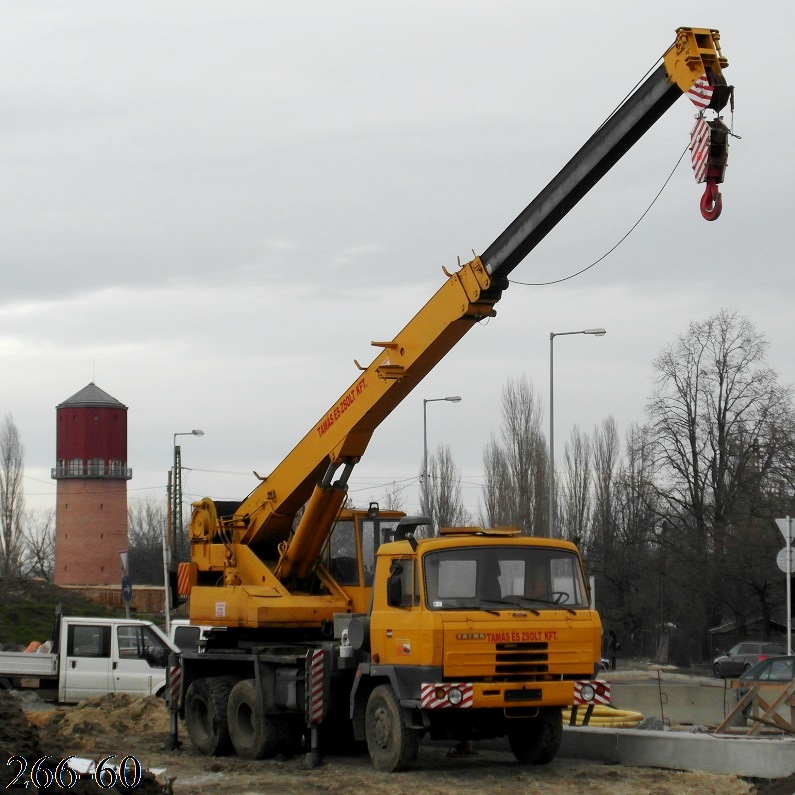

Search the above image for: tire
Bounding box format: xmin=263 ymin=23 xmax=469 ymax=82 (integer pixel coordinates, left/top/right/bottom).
xmin=508 ymin=707 xmax=563 ymax=765
xmin=713 ymin=664 xmax=722 ymax=678
xmin=227 ymin=678 xmax=287 ymax=760
xmin=365 ymin=684 xmax=420 ymax=772
xmin=184 ymin=676 xmax=236 ymax=756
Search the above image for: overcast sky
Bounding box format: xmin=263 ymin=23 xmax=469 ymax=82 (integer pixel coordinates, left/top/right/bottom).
xmin=3 ymin=1 xmax=791 ymax=522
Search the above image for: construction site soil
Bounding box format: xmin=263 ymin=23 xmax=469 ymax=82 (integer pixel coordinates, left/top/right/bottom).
xmin=2 ymin=691 xmax=793 ymax=794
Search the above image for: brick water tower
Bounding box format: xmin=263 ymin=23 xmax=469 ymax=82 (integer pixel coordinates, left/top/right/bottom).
xmin=52 ymin=383 xmax=132 ymax=585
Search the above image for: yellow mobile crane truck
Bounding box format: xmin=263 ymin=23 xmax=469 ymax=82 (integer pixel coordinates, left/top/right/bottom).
xmin=173 ymin=28 xmax=732 ymax=771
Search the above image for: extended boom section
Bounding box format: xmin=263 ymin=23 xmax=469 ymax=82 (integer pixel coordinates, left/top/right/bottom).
xmin=483 ymin=27 xmax=729 ymax=278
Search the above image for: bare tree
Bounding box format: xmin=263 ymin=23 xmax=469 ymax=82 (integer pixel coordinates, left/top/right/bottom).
xmin=422 ymin=444 xmax=468 ymax=533
xmin=558 ymin=425 xmax=592 ymax=547
xmin=646 ymin=310 xmax=795 ymax=658
xmin=0 ymin=414 xmax=25 ymax=576
xmin=480 ymin=437 xmax=514 ymax=528
xmin=22 ymin=508 xmax=55 ymax=580
xmin=128 ymin=498 xmax=168 ymax=585
xmin=380 ymin=480 xmax=405 ymax=512
xmin=481 ymin=376 xmax=548 ymax=534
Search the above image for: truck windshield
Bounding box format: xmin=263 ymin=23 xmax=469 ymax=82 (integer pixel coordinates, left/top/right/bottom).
xmin=423 ymin=546 xmax=589 ymax=611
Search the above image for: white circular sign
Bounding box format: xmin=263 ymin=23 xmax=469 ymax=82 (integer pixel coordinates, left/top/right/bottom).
xmin=777 ymin=546 xmax=795 ymax=574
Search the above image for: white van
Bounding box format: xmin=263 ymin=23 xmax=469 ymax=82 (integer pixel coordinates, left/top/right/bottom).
xmin=0 ymin=615 xmax=178 ymax=703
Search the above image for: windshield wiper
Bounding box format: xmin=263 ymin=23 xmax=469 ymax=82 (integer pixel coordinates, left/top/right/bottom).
xmin=478 ymin=598 xmax=541 ymax=616
xmin=524 ymin=597 xmax=577 ymax=615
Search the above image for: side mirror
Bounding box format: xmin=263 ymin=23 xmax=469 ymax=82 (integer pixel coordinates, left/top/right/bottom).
xmin=144 ymin=645 xmax=168 ymax=668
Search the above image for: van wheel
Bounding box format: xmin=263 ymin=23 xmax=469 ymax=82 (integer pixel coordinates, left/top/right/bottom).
xmin=227 ymin=678 xmax=286 ymax=759
xmin=185 ymin=676 xmax=236 ymax=755
xmin=365 ymin=684 xmax=420 ymax=772
xmin=508 ymin=707 xmax=563 ymax=765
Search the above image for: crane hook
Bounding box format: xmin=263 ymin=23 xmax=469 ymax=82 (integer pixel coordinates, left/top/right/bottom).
xmin=700 ymin=180 xmax=723 ymax=221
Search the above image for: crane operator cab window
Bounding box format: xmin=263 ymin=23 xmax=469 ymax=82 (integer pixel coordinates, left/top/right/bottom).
xmin=423 ymin=546 xmax=589 ymax=610
xmin=327 ymin=519 xmax=359 ymax=585
xmin=327 ymin=515 xmax=403 ymax=587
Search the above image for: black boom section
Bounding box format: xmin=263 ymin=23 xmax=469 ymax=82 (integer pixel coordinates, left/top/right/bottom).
xmin=481 ymin=65 xmax=682 ymax=280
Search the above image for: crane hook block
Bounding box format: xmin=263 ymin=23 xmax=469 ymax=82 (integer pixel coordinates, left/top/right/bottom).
xmin=690 ymin=107 xmax=730 ymax=222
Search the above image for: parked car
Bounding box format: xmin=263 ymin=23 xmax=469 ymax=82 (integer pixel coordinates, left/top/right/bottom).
xmin=712 ymin=641 xmax=787 ymax=678
xmin=735 ymin=655 xmax=794 ymax=717
xmin=738 ymin=655 xmax=794 ymax=684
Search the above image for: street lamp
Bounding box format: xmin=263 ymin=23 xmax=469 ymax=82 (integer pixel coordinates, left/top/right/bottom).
xmin=423 ymin=396 xmax=462 ymax=485
xmin=549 ymin=329 xmax=605 ymax=538
xmin=165 ymin=429 xmax=204 ymax=633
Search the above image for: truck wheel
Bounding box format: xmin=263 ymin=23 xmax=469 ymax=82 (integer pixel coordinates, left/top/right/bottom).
xmin=184 ymin=676 xmax=235 ymax=756
xmin=508 ymin=707 xmax=563 ymax=765
xmin=365 ymin=684 xmax=420 ymax=772
xmin=227 ymin=678 xmax=285 ymax=759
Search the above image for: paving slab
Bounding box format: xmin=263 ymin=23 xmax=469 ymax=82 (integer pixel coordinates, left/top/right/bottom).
xmin=560 ymin=725 xmax=795 ymax=779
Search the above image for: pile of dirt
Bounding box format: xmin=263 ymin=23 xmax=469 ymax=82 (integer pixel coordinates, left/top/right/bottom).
xmin=1 ymin=691 xmax=167 ymax=793
xmin=0 ymin=690 xmax=42 ymax=765
xmin=39 ymin=693 xmax=170 ymax=756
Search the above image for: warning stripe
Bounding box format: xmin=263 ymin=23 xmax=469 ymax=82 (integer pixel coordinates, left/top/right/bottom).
xmin=420 ymin=683 xmax=474 ymax=709
xmin=687 ymin=75 xmax=714 ymax=109
xmin=177 ymin=563 xmax=192 ymax=595
xmin=307 ymin=649 xmax=325 ymax=725
xmin=168 ymin=665 xmax=182 ymax=705
xmin=690 ymin=116 xmax=710 ymax=184
xmin=573 ymin=680 xmax=611 ymax=706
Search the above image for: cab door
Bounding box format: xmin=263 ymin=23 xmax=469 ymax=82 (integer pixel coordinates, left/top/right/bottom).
xmin=373 ymin=557 xmax=424 ymax=666
xmin=113 ymin=624 xmax=170 ymax=695
xmin=61 ymin=623 xmax=113 ymax=702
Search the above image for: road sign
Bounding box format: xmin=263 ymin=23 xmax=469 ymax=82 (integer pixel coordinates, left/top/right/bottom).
xmin=775 ymin=518 xmax=793 ymax=544
xmin=121 ymin=575 xmax=133 ymax=603
xmin=777 ymin=547 xmax=795 ymax=575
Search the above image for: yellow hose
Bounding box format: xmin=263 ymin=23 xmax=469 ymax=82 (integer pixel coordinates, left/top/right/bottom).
xmin=563 ymin=704 xmax=644 ymax=727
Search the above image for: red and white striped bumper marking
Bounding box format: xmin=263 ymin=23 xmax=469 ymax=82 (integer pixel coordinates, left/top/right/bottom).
xmin=307 ymin=649 xmax=325 ymax=725
xmin=573 ymin=680 xmax=611 ymax=706
xmin=420 ymin=683 xmax=474 ymax=709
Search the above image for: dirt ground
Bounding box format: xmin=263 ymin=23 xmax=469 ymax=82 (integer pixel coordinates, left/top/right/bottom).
xmin=1 ymin=691 xmax=791 ymax=795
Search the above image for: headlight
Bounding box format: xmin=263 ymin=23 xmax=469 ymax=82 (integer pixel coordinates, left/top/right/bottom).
xmin=447 ymin=687 xmax=463 ymax=705
xmin=579 ymin=683 xmax=596 ymax=702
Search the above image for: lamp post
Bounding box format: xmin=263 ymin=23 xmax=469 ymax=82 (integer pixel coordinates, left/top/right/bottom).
xmin=549 ymin=329 xmax=605 ymax=538
xmin=165 ymin=429 xmax=204 ymax=633
xmin=422 ymin=396 xmax=462 ymax=486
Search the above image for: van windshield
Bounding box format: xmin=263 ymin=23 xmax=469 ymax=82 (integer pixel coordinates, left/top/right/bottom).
xmin=423 ymin=546 xmax=589 ymax=611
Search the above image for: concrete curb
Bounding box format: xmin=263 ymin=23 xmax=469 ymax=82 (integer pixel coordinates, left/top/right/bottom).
xmin=560 ymin=725 xmax=795 ymax=779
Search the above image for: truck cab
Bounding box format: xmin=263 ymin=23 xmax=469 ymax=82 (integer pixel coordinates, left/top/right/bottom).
xmin=342 ymin=528 xmax=602 ymax=767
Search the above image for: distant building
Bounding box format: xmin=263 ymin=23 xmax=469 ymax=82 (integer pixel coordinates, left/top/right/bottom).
xmin=52 ymin=383 xmax=132 ymax=585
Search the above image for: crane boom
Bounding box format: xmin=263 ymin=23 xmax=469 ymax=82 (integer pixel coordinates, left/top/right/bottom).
xmin=188 ymin=27 xmax=730 ymax=594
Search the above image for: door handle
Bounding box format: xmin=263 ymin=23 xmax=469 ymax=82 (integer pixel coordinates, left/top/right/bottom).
xmin=70 ymin=660 xmax=76 ymax=669
xmin=113 ymin=661 xmax=118 ymax=670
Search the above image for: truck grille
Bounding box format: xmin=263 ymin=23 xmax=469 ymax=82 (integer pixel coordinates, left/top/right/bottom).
xmin=495 ymin=642 xmax=548 ymax=675
xmin=444 ymin=642 xmax=550 ymax=681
